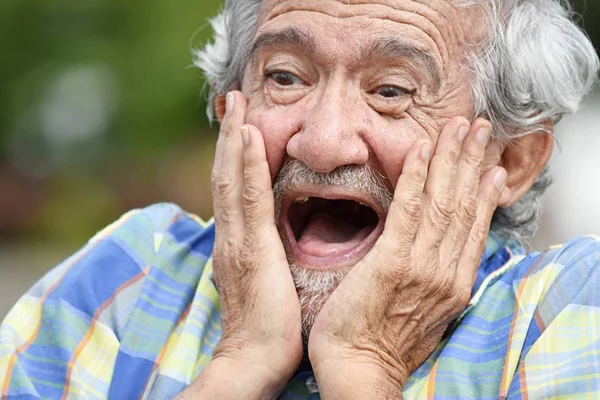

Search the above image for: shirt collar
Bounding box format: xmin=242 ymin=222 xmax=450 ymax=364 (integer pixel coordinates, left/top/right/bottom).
xmin=475 ymin=231 xmax=524 ymax=290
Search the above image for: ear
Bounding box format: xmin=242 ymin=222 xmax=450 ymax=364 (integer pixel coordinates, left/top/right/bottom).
xmin=498 ymin=128 xmax=554 ymax=207
xmin=215 ymin=94 xmax=227 ymax=123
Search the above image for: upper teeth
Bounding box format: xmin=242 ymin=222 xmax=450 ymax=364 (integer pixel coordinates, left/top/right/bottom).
xmin=359 ymin=202 xmax=368 ymax=207
xmin=293 ymin=196 xmax=310 ymax=203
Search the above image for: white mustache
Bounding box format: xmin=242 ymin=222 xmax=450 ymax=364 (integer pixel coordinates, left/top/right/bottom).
xmin=272 ymin=159 xmax=393 ymax=221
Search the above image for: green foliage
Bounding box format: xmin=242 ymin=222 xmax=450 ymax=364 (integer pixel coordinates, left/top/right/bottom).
xmin=0 ymin=0 xmax=224 ymax=244
xmin=0 ymin=0 xmax=222 ymax=161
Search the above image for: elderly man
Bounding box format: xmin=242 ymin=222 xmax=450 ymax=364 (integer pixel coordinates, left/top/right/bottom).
xmin=1 ymin=0 xmax=599 ymax=399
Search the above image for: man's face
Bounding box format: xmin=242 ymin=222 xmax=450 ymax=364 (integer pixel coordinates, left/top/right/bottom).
xmin=240 ymin=0 xmax=487 ymax=335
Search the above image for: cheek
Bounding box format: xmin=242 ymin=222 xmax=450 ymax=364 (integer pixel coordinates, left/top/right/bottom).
xmin=367 ymin=118 xmax=424 ymax=188
xmin=245 ymin=100 xmax=304 ymax=179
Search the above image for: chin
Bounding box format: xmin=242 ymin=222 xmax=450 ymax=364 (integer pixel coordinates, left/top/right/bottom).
xmin=289 ymin=263 xmax=342 ymax=344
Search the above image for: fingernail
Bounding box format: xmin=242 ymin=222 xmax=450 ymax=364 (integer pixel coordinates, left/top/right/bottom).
xmin=421 ymin=143 xmax=432 ymax=161
xmin=226 ymin=92 xmax=235 ymax=114
xmin=240 ymin=126 xmax=250 ymax=147
xmin=476 ymin=127 xmax=491 ymax=145
xmin=494 ymin=169 xmax=507 ymax=191
xmin=458 ymin=125 xmax=469 ymax=143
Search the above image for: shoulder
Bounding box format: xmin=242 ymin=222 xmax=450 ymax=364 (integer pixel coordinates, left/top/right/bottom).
xmin=499 ymin=236 xmax=600 ymax=397
xmin=3 ymin=202 xmax=215 ymax=322
xmin=89 ymin=202 xmax=214 ymax=254
xmin=85 ymin=202 xmax=215 ymax=276
xmin=102 ymin=202 xmax=215 ymax=260
xmin=44 ymin=203 xmax=214 ymax=301
xmin=1 ymin=203 xmax=215 ymax=339
xmin=0 ymin=204 xmax=216 ymax=399
xmin=51 ymin=202 xmax=215 ymax=314
xmin=525 ymin=234 xmax=600 ymax=314
xmin=499 ymin=235 xmax=600 ymax=315
xmin=512 ymin=235 xmax=600 ymax=294
xmin=531 ymin=234 xmax=600 ymax=268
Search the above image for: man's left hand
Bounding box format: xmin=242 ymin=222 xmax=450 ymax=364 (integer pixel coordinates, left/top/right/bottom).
xmin=308 ymin=117 xmax=507 ymax=399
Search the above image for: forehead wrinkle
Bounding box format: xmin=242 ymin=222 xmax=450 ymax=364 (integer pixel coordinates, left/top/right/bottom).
xmin=360 ymin=37 xmax=442 ymax=92
xmin=262 ymin=2 xmax=450 ymax=72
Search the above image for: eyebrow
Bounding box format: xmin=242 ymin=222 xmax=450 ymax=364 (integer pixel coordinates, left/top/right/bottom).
xmin=360 ymin=37 xmax=442 ymax=91
xmin=249 ymin=28 xmax=317 ymax=61
xmin=249 ymin=28 xmax=441 ymax=91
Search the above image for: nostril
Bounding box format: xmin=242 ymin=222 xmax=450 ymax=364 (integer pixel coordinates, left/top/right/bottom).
xmin=286 ymin=129 xmax=370 ymax=173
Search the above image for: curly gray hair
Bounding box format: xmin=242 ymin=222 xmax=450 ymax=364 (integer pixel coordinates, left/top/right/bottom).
xmin=193 ymin=0 xmax=599 ymax=240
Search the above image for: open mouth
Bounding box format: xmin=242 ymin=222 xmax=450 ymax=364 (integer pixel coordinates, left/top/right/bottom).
xmin=282 ymin=189 xmax=384 ymax=269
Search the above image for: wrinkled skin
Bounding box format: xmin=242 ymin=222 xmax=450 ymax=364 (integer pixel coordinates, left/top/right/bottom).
xmin=176 ymin=1 xmax=553 ymax=399
xmin=244 ymin=0 xmax=493 ymax=184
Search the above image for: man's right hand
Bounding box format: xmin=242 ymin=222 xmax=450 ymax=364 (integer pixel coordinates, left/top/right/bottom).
xmin=176 ymin=91 xmax=303 ymax=400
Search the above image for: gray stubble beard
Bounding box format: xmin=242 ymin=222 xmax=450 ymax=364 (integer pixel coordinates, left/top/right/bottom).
xmin=273 ymin=159 xmax=393 ymax=344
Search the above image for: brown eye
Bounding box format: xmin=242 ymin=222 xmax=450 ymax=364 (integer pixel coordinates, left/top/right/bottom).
xmin=265 ymin=70 xmax=304 ymax=87
xmin=374 ymin=86 xmax=409 ymax=98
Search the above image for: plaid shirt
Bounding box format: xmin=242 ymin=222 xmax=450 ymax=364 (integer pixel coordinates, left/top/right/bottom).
xmin=1 ymin=203 xmax=599 ymax=399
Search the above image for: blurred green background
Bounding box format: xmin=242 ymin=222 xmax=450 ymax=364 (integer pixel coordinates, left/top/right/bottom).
xmin=0 ymin=1 xmax=598 ymax=317
xmin=0 ymin=0 xmax=227 ymax=247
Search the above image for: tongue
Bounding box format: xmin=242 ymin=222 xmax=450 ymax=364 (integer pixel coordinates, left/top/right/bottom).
xmin=297 ymin=212 xmax=372 ymax=257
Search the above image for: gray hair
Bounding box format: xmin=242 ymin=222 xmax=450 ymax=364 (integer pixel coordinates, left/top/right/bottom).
xmin=193 ymin=0 xmax=599 ymax=240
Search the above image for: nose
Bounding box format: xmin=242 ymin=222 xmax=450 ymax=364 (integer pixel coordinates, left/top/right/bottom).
xmin=286 ymin=82 xmax=370 ymax=173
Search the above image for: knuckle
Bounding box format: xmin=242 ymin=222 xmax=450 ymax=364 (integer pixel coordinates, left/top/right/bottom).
xmin=430 ymin=194 xmax=454 ymax=224
xmin=447 ymin=147 xmax=461 ymax=162
xmin=431 ymin=273 xmax=451 ymax=295
xmin=239 ymin=247 xmax=252 ymax=265
xmin=444 ymin=230 xmax=466 ymax=254
xmin=456 ymin=196 xmax=478 ymax=224
xmin=418 ymin=270 xmax=439 ymax=290
xmin=411 ymin=164 xmax=427 ymax=183
xmin=215 ymin=207 xmax=235 ymax=225
xmin=212 ymin=172 xmax=237 ymax=198
xmin=435 ymin=277 xmax=466 ymax=306
xmin=238 ymin=247 xmax=259 ymax=274
xmin=463 ymin=151 xmax=483 ymax=170
xmin=396 ymin=197 xmax=422 ymax=224
xmin=471 ymin=222 xmax=489 ymax=243
xmin=243 ymin=184 xmax=266 ymax=208
xmin=220 ymin=123 xmax=236 ymax=138
xmin=221 ymin=236 xmax=239 ymax=255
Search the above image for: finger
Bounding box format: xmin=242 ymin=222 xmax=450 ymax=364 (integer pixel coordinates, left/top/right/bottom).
xmin=414 ymin=117 xmax=470 ymax=249
xmin=241 ymin=125 xmax=279 ymax=240
xmin=211 ymin=91 xmax=247 ymax=237
xmin=455 ymin=167 xmax=507 ymax=286
xmin=439 ymin=119 xmax=492 ymax=274
xmin=381 ymin=140 xmax=432 ymax=257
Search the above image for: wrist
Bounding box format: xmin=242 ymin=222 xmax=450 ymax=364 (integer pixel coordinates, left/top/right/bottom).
xmin=214 ymin=338 xmax=300 ymax=384
xmin=311 ymin=356 xmax=406 ymax=400
xmin=314 ymin=361 xmax=404 ymax=400
xmin=177 ymin=355 xmax=288 ymax=400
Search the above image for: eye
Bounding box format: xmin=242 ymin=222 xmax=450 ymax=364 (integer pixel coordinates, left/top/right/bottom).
xmin=265 ymin=70 xmax=305 ymax=87
xmin=373 ymin=85 xmax=410 ymax=99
